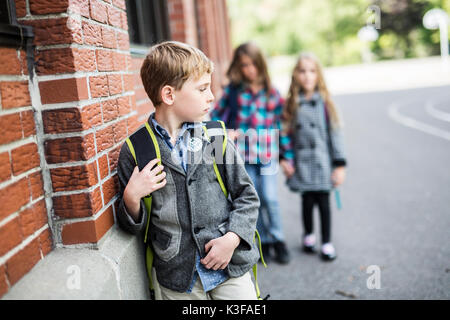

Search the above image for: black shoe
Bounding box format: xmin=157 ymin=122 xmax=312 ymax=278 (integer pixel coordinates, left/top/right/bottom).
xmin=260 ymin=243 xmax=272 ymax=264
xmin=302 ymin=244 xmax=316 ymax=254
xmin=273 ymin=241 xmax=290 ymax=264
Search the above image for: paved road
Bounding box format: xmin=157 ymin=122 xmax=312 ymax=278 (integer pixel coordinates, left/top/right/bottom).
xmin=257 ymin=85 xmax=450 ymax=300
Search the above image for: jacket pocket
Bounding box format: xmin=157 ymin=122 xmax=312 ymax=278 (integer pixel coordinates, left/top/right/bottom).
xmin=150 ymin=223 xmax=180 ymax=262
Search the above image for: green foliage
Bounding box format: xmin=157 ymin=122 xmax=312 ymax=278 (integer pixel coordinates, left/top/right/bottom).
xmin=227 ymin=0 xmax=450 ymax=66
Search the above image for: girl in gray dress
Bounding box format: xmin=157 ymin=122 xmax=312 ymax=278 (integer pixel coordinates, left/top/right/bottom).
xmin=281 ymin=52 xmax=347 ymax=261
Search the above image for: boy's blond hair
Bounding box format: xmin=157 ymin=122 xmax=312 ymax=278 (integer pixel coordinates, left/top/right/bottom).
xmin=140 ymin=41 xmax=214 ymax=106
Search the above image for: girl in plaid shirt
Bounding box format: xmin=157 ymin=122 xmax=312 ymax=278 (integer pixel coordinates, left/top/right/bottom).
xmin=211 ymin=42 xmax=294 ymax=264
xmin=283 ymin=52 xmax=347 ymax=261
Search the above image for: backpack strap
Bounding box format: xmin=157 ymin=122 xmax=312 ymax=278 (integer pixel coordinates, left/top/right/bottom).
xmin=125 ymin=121 xmax=161 ymax=300
xmin=202 ymin=120 xmax=228 ymax=198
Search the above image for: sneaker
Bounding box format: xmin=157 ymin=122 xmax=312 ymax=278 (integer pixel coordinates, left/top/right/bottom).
xmin=320 ymin=243 xmax=337 ymax=261
xmin=273 ymin=241 xmax=290 ymax=264
xmin=302 ymin=234 xmax=316 ymax=253
xmin=260 ymin=243 xmax=272 ymax=263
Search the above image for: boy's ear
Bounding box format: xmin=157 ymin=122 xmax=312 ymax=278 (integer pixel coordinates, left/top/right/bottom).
xmin=161 ymin=85 xmax=176 ymax=105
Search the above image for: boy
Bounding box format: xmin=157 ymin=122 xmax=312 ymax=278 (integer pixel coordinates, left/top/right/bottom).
xmin=116 ymin=41 xmax=261 ymax=300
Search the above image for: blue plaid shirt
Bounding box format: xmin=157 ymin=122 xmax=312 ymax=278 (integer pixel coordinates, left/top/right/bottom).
xmin=150 ymin=113 xmax=229 ymax=293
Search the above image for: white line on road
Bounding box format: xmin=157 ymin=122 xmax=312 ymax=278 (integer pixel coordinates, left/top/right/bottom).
xmin=388 ymin=101 xmax=450 ymax=142
xmin=425 ymin=101 xmax=450 ymax=123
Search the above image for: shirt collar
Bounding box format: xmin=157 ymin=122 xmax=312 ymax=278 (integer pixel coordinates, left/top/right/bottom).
xmin=149 ymin=112 xmax=203 ymax=143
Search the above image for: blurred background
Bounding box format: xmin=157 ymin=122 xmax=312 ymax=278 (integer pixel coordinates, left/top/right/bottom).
xmin=225 ymin=0 xmax=450 ymax=299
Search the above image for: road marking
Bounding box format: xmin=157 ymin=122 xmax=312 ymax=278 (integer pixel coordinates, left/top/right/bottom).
xmin=388 ymin=101 xmax=450 ymax=142
xmin=425 ymin=101 xmax=450 ymax=123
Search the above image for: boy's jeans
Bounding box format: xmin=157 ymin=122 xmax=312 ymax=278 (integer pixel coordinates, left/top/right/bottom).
xmin=245 ymin=163 xmax=285 ymax=245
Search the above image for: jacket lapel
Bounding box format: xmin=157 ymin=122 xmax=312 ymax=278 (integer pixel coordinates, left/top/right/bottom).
xmin=148 ymin=119 xmax=187 ymax=177
xmin=186 ymin=127 xmax=213 ymax=180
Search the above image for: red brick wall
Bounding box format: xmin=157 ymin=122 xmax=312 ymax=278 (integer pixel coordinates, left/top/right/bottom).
xmin=0 ymin=45 xmax=52 ymax=297
xmin=0 ymin=0 xmax=232 ymax=298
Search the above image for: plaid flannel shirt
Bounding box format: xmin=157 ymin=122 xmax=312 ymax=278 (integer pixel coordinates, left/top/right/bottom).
xmin=211 ymin=84 xmax=294 ymax=166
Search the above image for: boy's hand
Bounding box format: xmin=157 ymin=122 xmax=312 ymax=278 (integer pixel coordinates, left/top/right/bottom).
xmin=201 ymin=232 xmax=240 ymax=270
xmin=123 ymin=158 xmax=166 ymax=218
xmin=280 ymin=159 xmax=295 ymax=178
xmin=331 ymin=167 xmax=346 ymax=187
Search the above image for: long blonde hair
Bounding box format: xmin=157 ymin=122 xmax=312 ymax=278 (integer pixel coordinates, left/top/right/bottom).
xmin=283 ymin=52 xmax=341 ymax=131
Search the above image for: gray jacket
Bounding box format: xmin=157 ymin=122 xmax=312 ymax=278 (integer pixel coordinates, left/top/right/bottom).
xmin=116 ymin=118 xmax=261 ymax=292
xmin=287 ymin=92 xmax=346 ymax=192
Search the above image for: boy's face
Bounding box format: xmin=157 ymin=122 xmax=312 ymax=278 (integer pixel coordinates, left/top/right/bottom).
xmin=172 ymin=72 xmax=214 ymax=122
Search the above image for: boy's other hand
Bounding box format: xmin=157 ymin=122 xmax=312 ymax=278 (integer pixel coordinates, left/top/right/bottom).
xmin=201 ymin=232 xmax=240 ymax=270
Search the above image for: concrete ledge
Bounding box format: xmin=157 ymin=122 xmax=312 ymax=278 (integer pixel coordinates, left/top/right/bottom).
xmin=2 ymin=225 xmax=150 ymax=300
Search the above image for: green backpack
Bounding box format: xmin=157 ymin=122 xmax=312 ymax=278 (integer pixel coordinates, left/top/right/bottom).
xmin=125 ymin=119 xmax=267 ymax=300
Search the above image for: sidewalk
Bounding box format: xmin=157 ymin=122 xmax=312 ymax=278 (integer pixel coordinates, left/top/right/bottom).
xmin=269 ymin=55 xmax=450 ymax=96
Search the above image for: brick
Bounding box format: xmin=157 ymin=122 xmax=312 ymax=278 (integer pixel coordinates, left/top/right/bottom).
xmin=108 ymin=144 xmax=121 ymax=173
xmin=0 ymin=265 xmax=8 ymax=299
xmin=0 ymin=81 xmax=30 ymax=109
xmin=14 ymin=0 xmax=27 ymax=17
xmin=96 ymin=50 xmax=113 ymax=72
xmin=50 ymin=162 xmax=98 ymax=192
xmin=28 ymin=171 xmax=44 ymax=200
xmin=0 ymin=178 xmax=30 ymax=220
xmin=107 ymin=74 xmax=122 ymax=95
xmin=112 ymin=0 xmax=126 ymax=10
xmin=11 ymin=143 xmax=40 ymax=175
xmin=53 ymin=187 xmax=102 ymax=218
xmin=120 ymin=11 xmax=128 ymax=31
xmin=6 ymin=238 xmax=41 ymax=286
xmin=112 ymin=52 xmax=126 ymax=71
xmin=90 ymin=0 xmax=108 ymax=23
xmin=0 ymin=113 xmax=22 ymax=145
xmin=102 ymin=98 xmax=118 ymax=123
xmin=81 ymin=103 xmax=102 ymax=128
xmin=102 ymin=175 xmax=118 ymax=205
xmin=36 ymin=48 xmax=96 ymax=75
xmin=0 ymin=217 xmax=23 ymax=257
xmin=96 ymin=125 xmax=115 ymax=153
xmin=116 ymin=31 xmax=129 ymax=51
xmin=19 ymin=50 xmax=29 ymax=75
xmin=29 ymin=0 xmax=69 ymax=14
xmin=123 ymin=74 xmax=134 ymax=92
xmin=113 ymin=119 xmax=127 ymax=143
xmin=117 ymin=96 xmax=131 ymax=116
xmin=0 ymin=152 xmax=11 ymax=183
xmin=45 ymin=134 xmax=96 ymax=164
xmin=89 ymin=75 xmax=109 ymax=98
xmin=101 ymin=26 xmax=116 ymax=49
xmin=98 ymin=155 xmax=109 ymax=179
xmin=22 ymin=18 xmax=82 ymax=46
xmin=42 ymin=108 xmax=82 ymax=134
xmin=107 ymin=5 xmax=122 ymax=28
xmin=68 ymin=0 xmax=90 ymax=18
xmin=0 ymin=48 xmax=21 ymax=75
xmin=82 ymin=21 xmax=102 ymax=46
xmin=38 ymin=228 xmax=53 ymax=257
xmin=21 ymin=110 xmax=36 ymax=138
xmin=39 ymin=78 xmax=88 ymax=104
xmin=61 ymin=205 xmax=114 ymax=244
xmin=19 ymin=200 xmax=47 ymax=238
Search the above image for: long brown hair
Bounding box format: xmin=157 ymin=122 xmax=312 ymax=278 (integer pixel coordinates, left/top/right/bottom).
xmin=226 ymin=42 xmax=271 ymax=93
xmin=283 ymin=52 xmax=341 ymax=131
